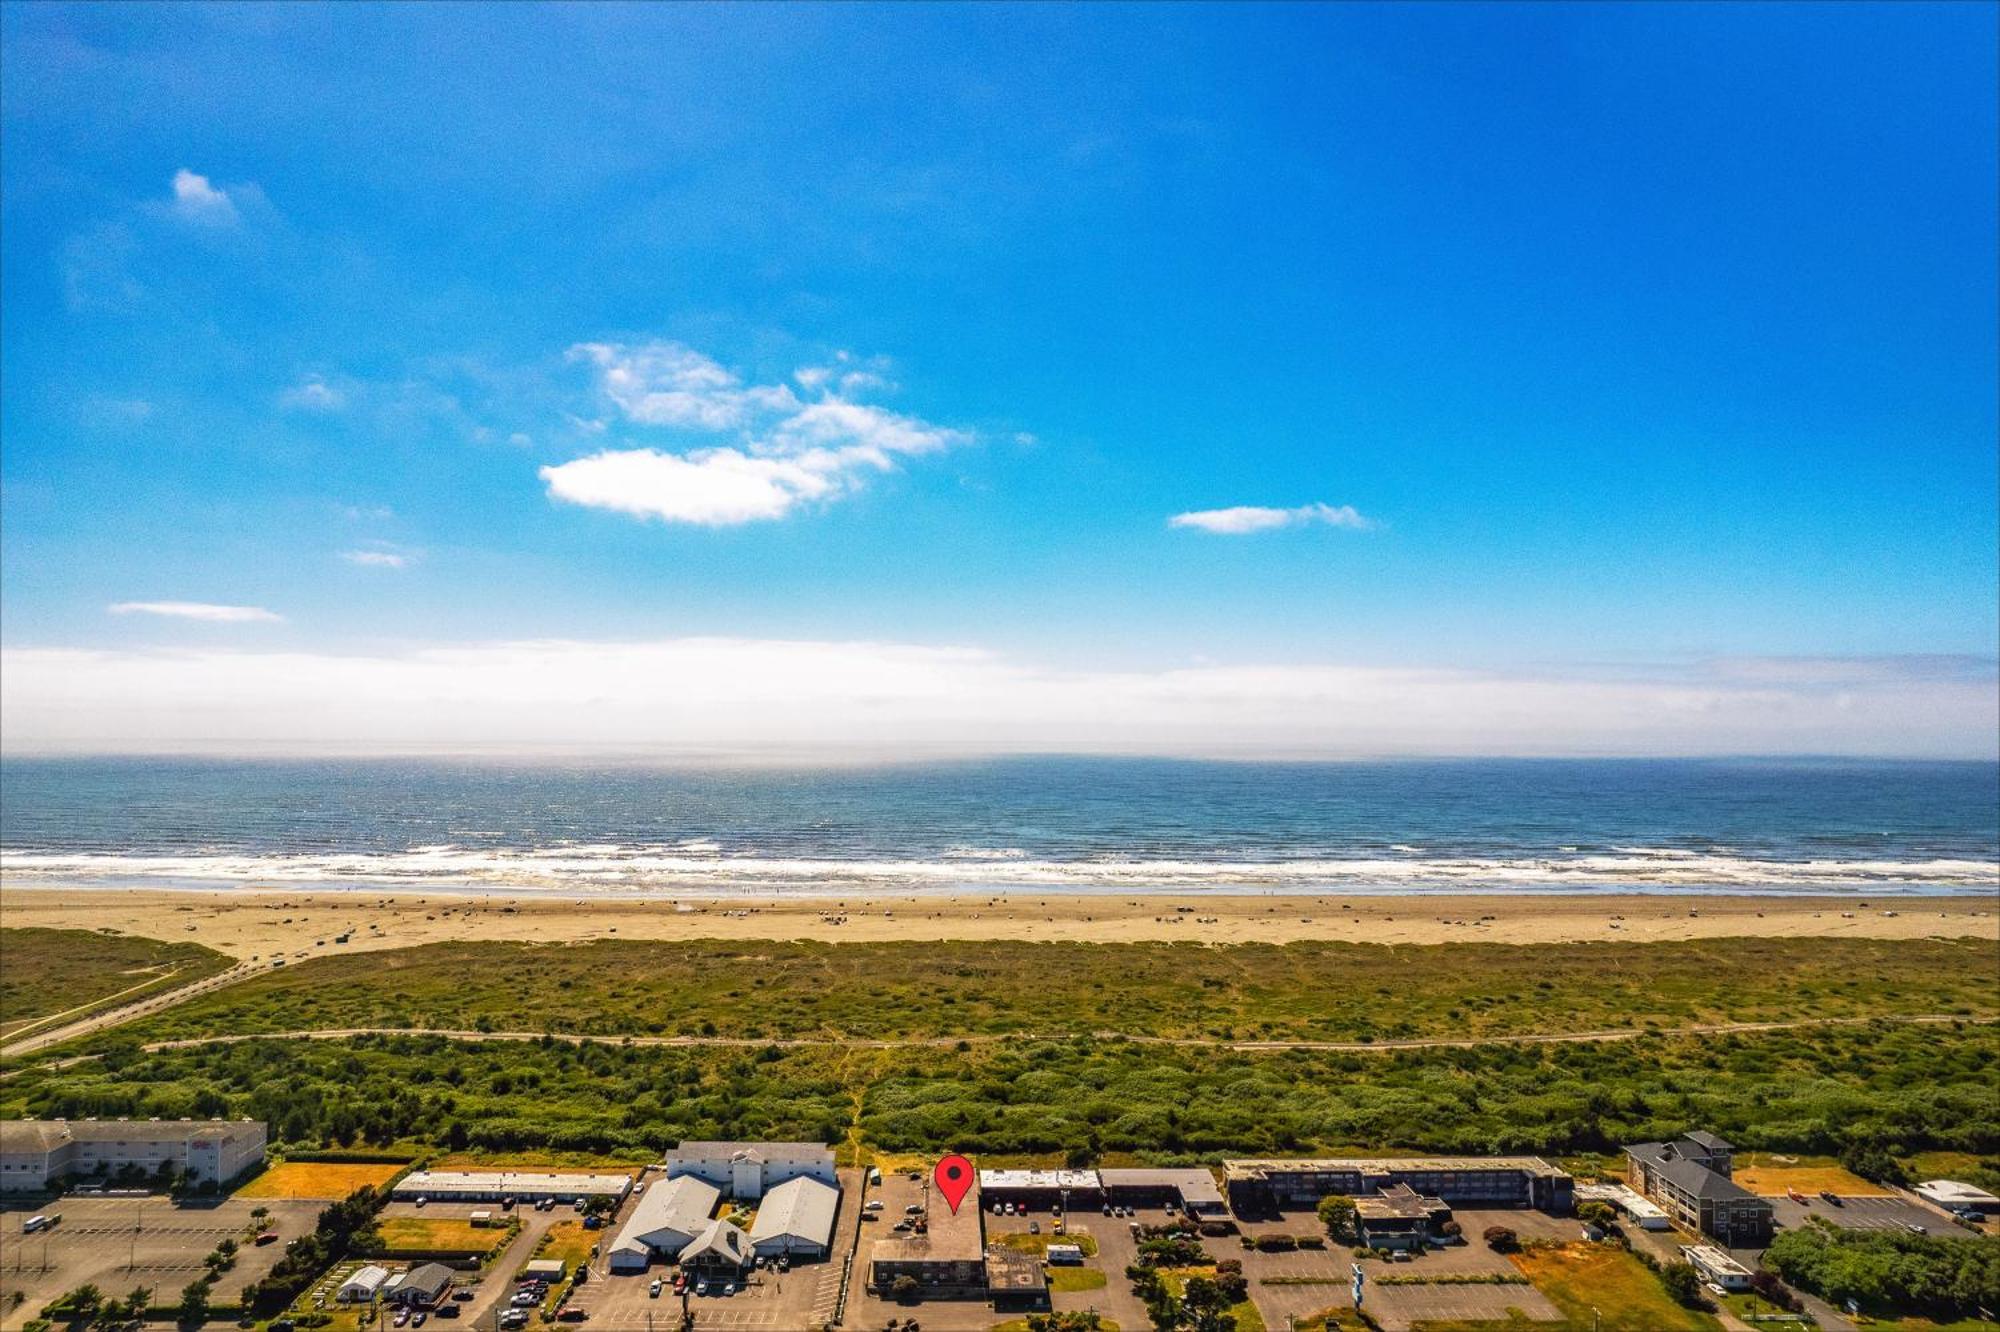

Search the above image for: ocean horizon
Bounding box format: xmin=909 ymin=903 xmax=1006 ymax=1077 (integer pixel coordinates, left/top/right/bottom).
xmin=3 ymin=755 xmax=1995 ymax=898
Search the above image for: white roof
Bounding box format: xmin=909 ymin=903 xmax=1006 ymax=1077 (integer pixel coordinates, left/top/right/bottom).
xmin=340 ymin=1265 xmax=390 ymax=1295
xmin=749 ymin=1176 xmax=839 ymax=1246
xmin=610 ymin=1175 xmax=720 ymax=1255
xmin=1917 ymin=1180 xmax=2000 ymax=1205
xmin=394 ymin=1170 xmax=631 ymax=1196
xmin=979 ymin=1169 xmax=1100 ymax=1190
xmin=1683 ymin=1245 xmax=1752 ymax=1275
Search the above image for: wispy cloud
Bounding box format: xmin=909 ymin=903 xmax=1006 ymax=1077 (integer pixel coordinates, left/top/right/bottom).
xmin=1170 ymin=503 xmax=1374 ymax=534
xmin=542 ymin=341 xmax=969 ymax=526
xmin=340 ymin=549 xmax=411 ymax=569
xmin=168 ymin=169 xmax=240 ymax=226
xmin=4 ymin=641 xmax=1990 ymax=759
xmin=106 ymin=601 xmax=283 ymax=623
xmin=280 ymin=375 xmax=345 ymax=412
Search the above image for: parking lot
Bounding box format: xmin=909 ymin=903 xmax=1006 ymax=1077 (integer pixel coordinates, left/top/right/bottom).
xmin=1229 ymin=1206 xmax=1569 ymax=1332
xmin=1765 ymin=1193 xmax=1961 ymax=1239
xmin=564 ymin=1166 xmax=864 ymax=1330
xmin=0 ymin=1192 xmax=323 ymax=1329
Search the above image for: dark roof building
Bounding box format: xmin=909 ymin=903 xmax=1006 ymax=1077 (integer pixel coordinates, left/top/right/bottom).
xmin=388 ymin=1263 xmax=455 ymax=1307
xmin=1624 ymin=1135 xmax=1771 ymax=1246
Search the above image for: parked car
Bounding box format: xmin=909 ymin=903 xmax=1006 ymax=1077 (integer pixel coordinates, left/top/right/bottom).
xmin=1820 ymin=1191 xmax=1843 ymax=1206
xmin=865 ymin=1200 xmax=885 ymax=1212
xmin=413 ymin=1196 xmax=427 ymax=1208
xmin=392 ymin=1312 xmax=411 ymax=1329
xmin=451 ymin=1291 xmax=475 ymax=1302
xmin=556 ymin=1309 xmax=589 ymax=1322
xmin=672 ymin=1275 xmax=687 ymax=1294
xmin=649 ymin=1279 xmax=663 ymax=1299
xmin=721 ymin=1282 xmax=736 ymax=1296
xmin=695 ymin=1280 xmax=709 ymax=1296
xmin=501 ymin=1196 xmax=517 ymax=1210
xmin=582 ymin=1216 xmax=603 ymax=1230
xmin=499 ymin=1313 xmax=529 ymax=1331
xmin=412 ymin=1313 xmax=427 ymax=1327
xmin=254 ymin=1231 xmax=280 ymax=1245
xmin=434 ymin=1305 xmax=460 ymax=1320
xmin=1028 ymin=1221 xmax=1039 ymax=1234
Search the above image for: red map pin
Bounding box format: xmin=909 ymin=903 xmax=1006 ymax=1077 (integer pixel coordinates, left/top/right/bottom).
xmin=933 ymin=1154 xmax=974 ymax=1214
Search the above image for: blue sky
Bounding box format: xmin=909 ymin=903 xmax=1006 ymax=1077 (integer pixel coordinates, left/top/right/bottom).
xmin=1 ymin=3 xmax=1995 ymax=756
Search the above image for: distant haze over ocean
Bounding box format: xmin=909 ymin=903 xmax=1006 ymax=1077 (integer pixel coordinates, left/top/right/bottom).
xmin=2 ymin=757 xmax=1995 ymax=897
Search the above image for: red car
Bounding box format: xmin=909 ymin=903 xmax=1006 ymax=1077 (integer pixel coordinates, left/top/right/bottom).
xmin=254 ymin=1232 xmax=280 ymax=1245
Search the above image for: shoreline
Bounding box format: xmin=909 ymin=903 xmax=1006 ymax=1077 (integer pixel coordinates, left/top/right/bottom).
xmin=3 ymin=884 xmax=1993 ymax=958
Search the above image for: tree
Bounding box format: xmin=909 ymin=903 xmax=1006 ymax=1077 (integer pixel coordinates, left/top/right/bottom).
xmin=1316 ymin=1195 xmax=1359 ymax=1240
xmin=1660 ymin=1261 xmax=1707 ymax=1309
xmin=1576 ymin=1202 xmax=1616 ymax=1228
xmin=1482 ymin=1225 xmax=1519 ymax=1253
xmin=890 ymin=1275 xmax=918 ymax=1301
xmin=175 ymin=1281 xmax=212 ymax=1328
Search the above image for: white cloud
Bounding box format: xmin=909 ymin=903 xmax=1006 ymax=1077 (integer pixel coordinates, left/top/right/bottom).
xmin=168 ymin=169 xmax=240 ymax=226
xmin=568 ymin=341 xmax=798 ymax=429
xmin=1170 ymin=503 xmax=1374 ymax=534
xmin=279 ymin=375 xmax=345 ymax=412
xmin=106 ymin=602 xmax=282 ymax=623
xmin=340 ymin=549 xmax=411 ymax=569
xmin=3 ymin=640 xmax=1990 ymax=759
xmin=547 ymin=340 xmax=970 ymax=525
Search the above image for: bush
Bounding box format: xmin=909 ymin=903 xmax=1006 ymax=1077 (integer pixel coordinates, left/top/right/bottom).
xmin=1659 ymin=1261 xmax=1712 ymax=1311
xmin=1763 ymin=1216 xmax=2000 ymax=1320
xmin=1482 ymin=1225 xmax=1519 ymax=1253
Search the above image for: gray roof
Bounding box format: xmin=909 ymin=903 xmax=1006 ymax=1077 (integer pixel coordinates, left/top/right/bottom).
xmin=1681 ymin=1131 xmax=1734 ymax=1152
xmin=1098 ymin=1168 xmax=1225 ymax=1204
xmin=0 ymin=1119 xmax=263 ymax=1152
xmin=399 ymin=1264 xmax=455 ymax=1300
xmin=669 ymin=1141 xmax=831 ymax=1160
xmin=749 ymin=1176 xmax=839 ymax=1247
xmin=611 ymin=1175 xmax=720 ymax=1255
xmin=1627 ymin=1143 xmax=1765 ymax=1205
xmin=679 ymin=1219 xmax=753 ymax=1268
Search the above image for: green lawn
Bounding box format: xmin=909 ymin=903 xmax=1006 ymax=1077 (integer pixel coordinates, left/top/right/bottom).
xmin=1048 ymin=1267 xmax=1109 ymax=1292
xmin=0 ymin=927 xmax=232 ymax=1037
xmin=995 ymin=1230 xmax=1102 ymax=1258
xmin=56 ymin=934 xmax=1998 ymax=1049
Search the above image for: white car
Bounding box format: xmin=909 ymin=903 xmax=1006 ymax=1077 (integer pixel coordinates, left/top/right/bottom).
xmin=864 ymin=1200 xmax=884 ymax=1211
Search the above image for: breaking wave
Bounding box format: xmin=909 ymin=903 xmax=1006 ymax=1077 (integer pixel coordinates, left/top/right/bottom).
xmin=2 ymin=845 xmax=1994 ymax=895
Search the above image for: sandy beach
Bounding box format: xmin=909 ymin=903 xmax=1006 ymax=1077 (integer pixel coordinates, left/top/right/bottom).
xmin=2 ymin=886 xmax=1992 ymax=960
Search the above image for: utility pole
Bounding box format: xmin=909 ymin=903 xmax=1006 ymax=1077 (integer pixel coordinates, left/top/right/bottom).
xmin=1591 ymin=1305 xmax=1601 ymax=1332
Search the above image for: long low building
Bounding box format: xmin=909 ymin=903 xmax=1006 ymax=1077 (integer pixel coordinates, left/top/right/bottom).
xmin=1575 ymin=1182 xmax=1672 ymax=1230
xmin=1098 ymin=1168 xmax=1228 ymax=1215
xmin=608 ymin=1175 xmax=723 ymax=1272
xmin=1916 ymin=1180 xmax=2000 ymax=1215
xmin=975 ymin=1166 xmax=1226 ymax=1215
xmin=1224 ymin=1156 xmax=1573 ymax=1216
xmin=0 ymin=1118 xmax=267 ymax=1191
xmin=1225 ymin=1156 xmax=1573 ymax=1216
xmin=665 ymin=1141 xmax=835 ymax=1200
xmin=392 ymin=1170 xmax=633 ymax=1204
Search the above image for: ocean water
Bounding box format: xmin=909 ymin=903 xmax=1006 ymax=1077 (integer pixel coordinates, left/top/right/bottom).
xmin=1 ymin=756 xmax=1995 ymax=896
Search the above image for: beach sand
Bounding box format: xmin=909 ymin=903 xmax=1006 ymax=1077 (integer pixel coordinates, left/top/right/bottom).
xmin=1 ymin=886 xmax=1992 ymax=960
